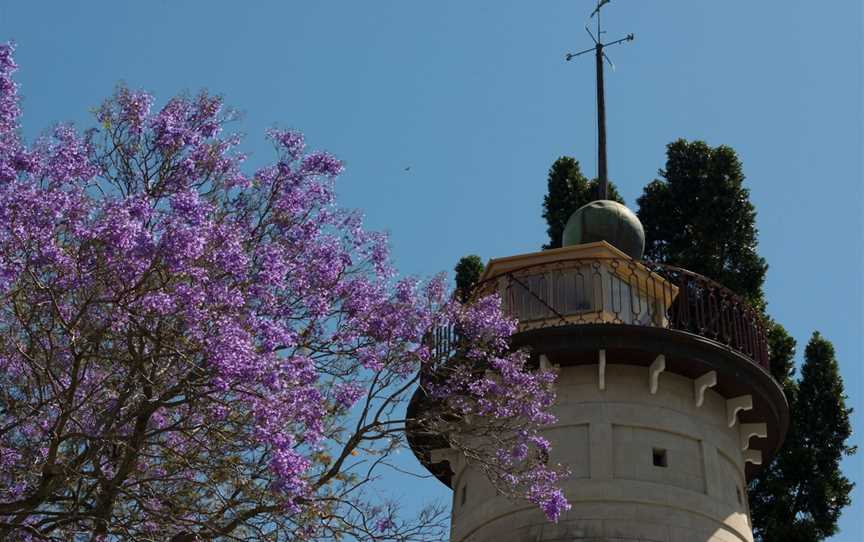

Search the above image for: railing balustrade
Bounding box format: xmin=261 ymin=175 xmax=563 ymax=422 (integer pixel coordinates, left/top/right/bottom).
xmin=429 ymin=257 xmax=770 ymax=372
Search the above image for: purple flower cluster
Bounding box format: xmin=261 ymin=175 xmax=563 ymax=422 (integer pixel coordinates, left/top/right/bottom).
xmin=0 ymin=43 xmax=567 ymax=536
xmin=423 ymin=293 xmax=571 ymax=521
xmin=0 ymin=43 xmax=21 ymax=182
xmin=333 ymin=382 xmax=366 ymax=409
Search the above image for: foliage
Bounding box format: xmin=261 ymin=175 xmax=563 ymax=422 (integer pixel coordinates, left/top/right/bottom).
xmin=0 ymin=44 xmax=568 ymax=541
xmin=541 ymin=156 xmax=623 ymax=249
xmin=453 ymin=255 xmax=484 ymax=303
xmin=749 ymin=333 xmax=855 ymax=542
xmin=765 ymin=320 xmax=797 ymax=387
xmin=631 ymin=138 xmax=853 ymax=540
xmin=636 ymin=139 xmax=767 ymax=310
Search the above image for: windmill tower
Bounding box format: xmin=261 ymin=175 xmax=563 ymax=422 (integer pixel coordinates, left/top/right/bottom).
xmin=407 ymin=3 xmax=788 ymax=541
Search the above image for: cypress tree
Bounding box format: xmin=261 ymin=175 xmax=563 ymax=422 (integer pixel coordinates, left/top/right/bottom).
xmin=636 ymin=139 xmax=768 ymax=309
xmin=454 ymin=254 xmax=485 ymax=303
xmin=541 ymin=156 xmax=623 ymax=250
xmin=749 ymin=333 xmax=855 ymax=541
xmin=630 ymin=139 xmax=854 ymax=539
xmin=536 ymin=142 xmax=853 ymax=539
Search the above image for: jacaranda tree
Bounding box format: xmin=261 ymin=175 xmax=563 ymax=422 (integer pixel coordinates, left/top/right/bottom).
xmin=0 ymin=44 xmax=567 ymax=541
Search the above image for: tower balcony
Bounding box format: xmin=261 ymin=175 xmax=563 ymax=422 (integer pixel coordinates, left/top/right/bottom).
xmin=465 ymin=240 xmax=769 ymax=371
xmin=411 ymin=241 xmax=788 ymax=486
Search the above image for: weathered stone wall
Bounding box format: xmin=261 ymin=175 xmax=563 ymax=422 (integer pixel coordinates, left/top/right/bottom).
xmin=448 ymin=363 xmax=755 ymax=542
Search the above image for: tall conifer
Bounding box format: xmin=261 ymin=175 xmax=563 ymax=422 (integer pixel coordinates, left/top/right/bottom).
xmin=630 ymin=140 xmax=854 ymax=540
xmin=636 ymin=139 xmax=768 ymax=310
xmin=454 ymin=255 xmax=485 ymax=302
xmin=749 ymin=333 xmax=855 ymax=541
xmin=541 ymin=157 xmax=623 ymax=249
xmin=538 ymin=139 xmax=858 ymax=539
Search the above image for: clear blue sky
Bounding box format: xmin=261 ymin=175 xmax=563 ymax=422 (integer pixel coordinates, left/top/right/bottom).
xmin=1 ymin=1 xmax=861 ymax=539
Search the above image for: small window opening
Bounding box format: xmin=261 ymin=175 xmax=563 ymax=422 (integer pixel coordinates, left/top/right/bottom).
xmin=652 ymin=448 xmax=668 ymax=467
xmin=736 ymin=486 xmax=743 ymax=505
xmin=460 ymin=483 xmax=467 ymax=506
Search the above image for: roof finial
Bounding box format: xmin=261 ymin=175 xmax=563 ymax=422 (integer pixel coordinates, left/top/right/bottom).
xmin=565 ymin=0 xmax=634 ymax=200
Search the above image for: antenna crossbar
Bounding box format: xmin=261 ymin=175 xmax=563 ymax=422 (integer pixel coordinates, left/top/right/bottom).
xmin=563 ymin=0 xmax=634 ymax=200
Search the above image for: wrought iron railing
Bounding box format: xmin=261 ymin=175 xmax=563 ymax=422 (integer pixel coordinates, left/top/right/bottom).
xmin=431 ymin=257 xmax=769 ymax=371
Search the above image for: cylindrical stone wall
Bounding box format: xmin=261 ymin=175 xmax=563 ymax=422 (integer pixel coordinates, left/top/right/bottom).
xmin=448 ymin=363 xmax=755 ymax=542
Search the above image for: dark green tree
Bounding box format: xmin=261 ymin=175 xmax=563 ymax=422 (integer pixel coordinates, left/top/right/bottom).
xmin=766 ymin=320 xmax=797 ymax=387
xmin=749 ymin=333 xmax=855 ymax=542
xmin=636 ymin=139 xmax=767 ymax=309
xmin=541 ymin=156 xmax=623 ymax=249
xmin=629 ymin=139 xmax=853 ymax=540
xmin=454 ymin=255 xmax=485 ymax=302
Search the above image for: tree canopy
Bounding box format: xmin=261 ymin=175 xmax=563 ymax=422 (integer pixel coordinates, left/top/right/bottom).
xmin=749 ymin=333 xmax=855 ymax=542
xmin=636 ymin=139 xmax=768 ymax=309
xmin=629 ymin=139 xmax=854 ymax=540
xmin=453 ymin=255 xmax=485 ymax=303
xmin=0 ymin=44 xmax=568 ymax=540
xmin=541 ymin=156 xmax=623 ymax=250
xmin=540 ymin=140 xmax=854 ymax=540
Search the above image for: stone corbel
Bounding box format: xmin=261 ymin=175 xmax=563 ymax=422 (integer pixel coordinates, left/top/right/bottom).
xmin=539 ymin=354 xmax=559 ymax=371
xmin=430 ymin=448 xmax=466 ymax=478
xmin=598 ymin=349 xmax=606 ymax=391
xmin=744 ymin=449 xmax=763 ymax=466
xmin=740 ymin=423 xmax=767 ymax=451
xmin=726 ymin=395 xmax=753 ymax=428
xmin=649 ymin=355 xmax=665 ymax=395
xmin=694 ymin=371 xmax=717 ymax=408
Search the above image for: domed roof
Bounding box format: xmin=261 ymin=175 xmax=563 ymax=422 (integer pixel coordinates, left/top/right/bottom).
xmin=562 ymin=199 xmax=645 ymax=260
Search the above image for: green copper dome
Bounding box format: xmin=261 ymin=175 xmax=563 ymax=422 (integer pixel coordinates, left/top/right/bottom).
xmin=562 ymin=199 xmax=645 ymax=260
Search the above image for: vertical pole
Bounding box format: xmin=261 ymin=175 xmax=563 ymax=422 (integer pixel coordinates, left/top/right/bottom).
xmin=595 ymin=44 xmax=608 ymax=200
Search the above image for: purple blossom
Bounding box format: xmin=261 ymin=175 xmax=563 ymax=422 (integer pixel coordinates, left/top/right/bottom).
xmin=115 ymin=87 xmax=153 ymax=134
xmin=0 ymin=43 xmax=565 ymax=537
xmin=0 ymin=43 xmax=20 ymax=139
xmin=540 ymin=489 xmax=571 ymax=522
xmin=375 ymin=517 xmax=395 ymax=533
xmin=301 ymin=151 xmax=343 ymax=177
xmin=333 ymin=382 xmax=366 ymax=409
xmin=268 ymin=128 xmax=306 ymax=160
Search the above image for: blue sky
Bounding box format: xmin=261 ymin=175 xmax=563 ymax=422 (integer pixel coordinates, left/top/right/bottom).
xmin=1 ymin=1 xmax=861 ymax=539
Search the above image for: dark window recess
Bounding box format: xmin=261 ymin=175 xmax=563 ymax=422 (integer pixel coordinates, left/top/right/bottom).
xmin=461 ymin=484 xmax=467 ymax=506
xmin=652 ymin=448 xmax=668 ymax=467
xmin=736 ymin=486 xmax=743 ymax=505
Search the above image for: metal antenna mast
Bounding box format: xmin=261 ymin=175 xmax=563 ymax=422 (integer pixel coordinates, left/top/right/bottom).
xmin=565 ymin=0 xmax=634 ymax=200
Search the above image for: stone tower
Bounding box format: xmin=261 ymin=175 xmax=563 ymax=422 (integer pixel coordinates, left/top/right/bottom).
xmin=408 ymin=201 xmax=788 ymax=542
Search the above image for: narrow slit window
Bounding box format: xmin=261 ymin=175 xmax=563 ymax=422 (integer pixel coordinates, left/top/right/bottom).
xmin=736 ymin=486 xmax=743 ymax=505
xmin=652 ymin=448 xmax=668 ymax=467
xmin=461 ymin=483 xmax=467 ymax=506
